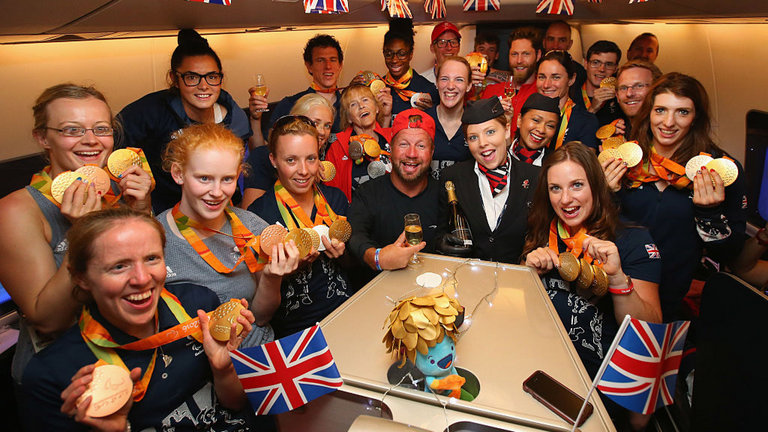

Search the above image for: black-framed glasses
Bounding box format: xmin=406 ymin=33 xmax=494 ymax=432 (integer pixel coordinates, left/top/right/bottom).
xmin=434 ymin=38 xmax=459 ymax=48
xmin=175 ymin=71 xmax=223 ymax=87
xmin=588 ymin=59 xmax=618 ymax=70
xmin=617 ymin=82 xmax=650 ymax=93
xmin=383 ymin=49 xmax=411 ymax=60
xmin=46 ymin=126 xmax=114 ymax=137
xmin=273 ymin=115 xmax=316 ymax=131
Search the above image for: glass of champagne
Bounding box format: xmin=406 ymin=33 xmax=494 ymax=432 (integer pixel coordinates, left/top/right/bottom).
xmin=404 ymin=213 xmax=423 ymax=265
xmin=504 ymin=81 xmax=516 ymax=101
xmin=253 ymin=73 xmax=268 ymax=112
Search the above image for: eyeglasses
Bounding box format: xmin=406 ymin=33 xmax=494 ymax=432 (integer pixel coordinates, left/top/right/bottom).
xmin=588 ymin=59 xmax=618 ymax=70
xmin=383 ymin=49 xmax=411 ymax=60
xmin=175 ymin=71 xmax=223 ymax=87
xmin=617 ymin=82 xmax=650 ymax=93
xmin=46 ymin=126 xmax=114 ymax=137
xmin=434 ymin=39 xmax=460 ymax=49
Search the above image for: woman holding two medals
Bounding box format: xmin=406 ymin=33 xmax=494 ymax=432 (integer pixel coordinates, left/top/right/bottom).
xmin=248 ymin=116 xmax=352 ymax=338
xmin=523 ymin=142 xmax=662 ymax=379
xmin=0 ymin=84 xmax=152 ymax=390
xmin=604 ymin=72 xmax=747 ymax=321
xmin=158 ymin=123 xmax=299 ymax=347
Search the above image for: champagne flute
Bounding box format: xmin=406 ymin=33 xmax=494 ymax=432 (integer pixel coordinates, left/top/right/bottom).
xmin=404 ymin=213 xmax=423 ymax=265
xmin=504 ymin=81 xmax=517 ymax=101
xmin=253 ymin=73 xmax=268 ymax=112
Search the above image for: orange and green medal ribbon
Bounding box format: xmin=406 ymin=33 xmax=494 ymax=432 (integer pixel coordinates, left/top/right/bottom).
xmin=273 ymin=180 xmax=344 ymax=230
xmin=548 ymin=219 xmax=596 ymax=264
xmin=78 ymin=289 xmax=202 ymax=401
xmin=580 ymin=83 xmax=591 ymax=110
xmin=555 ymin=98 xmax=576 ymax=149
xmin=310 ymin=81 xmax=338 ymax=94
xmin=171 ymin=203 xmax=267 ymax=273
xmin=626 ymin=147 xmax=694 ymax=190
xmin=384 ymin=68 xmax=417 ymax=102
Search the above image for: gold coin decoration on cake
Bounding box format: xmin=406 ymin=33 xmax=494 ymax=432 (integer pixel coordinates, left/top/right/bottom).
xmin=705 ymin=158 xmax=739 ymax=187
xmin=302 ymin=227 xmax=321 ymax=251
xmin=383 ymin=293 xmax=463 ymax=365
xmin=51 ymin=171 xmax=82 ymax=203
xmin=329 ymin=219 xmax=352 ymax=243
xmin=313 ymin=224 xmax=330 ymax=252
xmin=78 ymin=364 xmax=133 ymax=418
xmin=600 ymin=77 xmax=618 ymax=89
xmin=591 ymin=265 xmax=609 ymax=297
xmin=558 ymin=252 xmax=581 ymax=282
xmin=575 ymin=258 xmax=595 ymax=292
xmin=284 ymin=228 xmax=313 ymax=258
xmin=596 ymin=124 xmax=616 ymax=140
xmin=370 ymin=79 xmax=386 ymax=95
xmin=602 ymin=136 xmax=625 ymax=150
xmin=259 ymin=224 xmax=288 ymax=255
xmin=364 ymin=139 xmax=381 ymax=158
xmin=76 ymin=165 xmax=111 ymax=196
xmin=598 ymin=148 xmax=623 ymax=165
xmin=318 ymin=160 xmax=336 ymax=182
xmin=107 ymin=149 xmax=142 ymax=177
xmin=684 ymin=154 xmax=714 ymax=181
xmin=209 ymin=299 xmax=245 ymax=342
xmin=617 ymin=141 xmax=643 ymax=167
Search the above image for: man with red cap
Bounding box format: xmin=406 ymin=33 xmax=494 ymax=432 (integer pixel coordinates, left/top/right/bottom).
xmin=348 ymin=108 xmax=441 ymax=284
xmin=421 ymin=22 xmax=462 ymax=85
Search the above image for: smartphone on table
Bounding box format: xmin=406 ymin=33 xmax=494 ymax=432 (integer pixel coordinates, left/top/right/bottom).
xmin=522 ymin=370 xmax=594 ymax=426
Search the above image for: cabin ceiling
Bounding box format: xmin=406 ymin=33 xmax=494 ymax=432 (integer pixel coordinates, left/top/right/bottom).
xmin=1 ymin=0 xmax=767 ymax=43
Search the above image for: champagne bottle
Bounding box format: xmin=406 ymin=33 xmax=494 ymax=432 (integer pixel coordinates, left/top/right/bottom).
xmin=445 ymin=181 xmax=473 ymax=247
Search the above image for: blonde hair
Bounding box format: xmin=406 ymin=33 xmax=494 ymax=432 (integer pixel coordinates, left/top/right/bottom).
xmin=340 ymin=84 xmax=386 ymax=129
xmin=290 ymin=93 xmax=335 ymax=119
xmin=162 ymin=123 xmax=247 ymax=175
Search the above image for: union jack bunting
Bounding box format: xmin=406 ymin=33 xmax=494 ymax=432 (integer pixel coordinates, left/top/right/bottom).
xmin=382 ymin=0 xmax=413 ymax=18
xmin=187 ymin=0 xmax=231 ymax=5
xmin=597 ymin=318 xmax=690 ymax=414
xmin=230 ymin=325 xmax=343 ymax=415
xmin=586 ymin=0 xmax=602 ymax=3
xmin=629 ymin=0 xmax=649 ymax=3
xmin=304 ymin=0 xmax=349 ymax=14
xmin=535 ymin=0 xmax=574 ymax=15
xmin=425 ymin=0 xmax=447 ymax=19
xmin=463 ymin=0 xmax=500 ymax=12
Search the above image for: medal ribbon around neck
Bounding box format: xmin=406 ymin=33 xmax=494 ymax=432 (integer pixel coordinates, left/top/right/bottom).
xmin=384 ymin=68 xmax=417 ymax=102
xmin=30 ymin=166 xmax=121 ymax=209
xmin=548 ymin=218 xmax=595 ymax=264
xmin=171 ymin=203 xmax=267 ymax=274
xmin=580 ymin=83 xmax=591 ymax=110
xmin=273 ymin=180 xmax=343 ymax=230
xmin=310 ymin=81 xmax=338 ymax=94
xmin=555 ymin=98 xmax=576 ymax=149
xmin=78 ymin=288 xmax=202 ymax=401
xmin=626 ymin=147 xmax=694 ymax=190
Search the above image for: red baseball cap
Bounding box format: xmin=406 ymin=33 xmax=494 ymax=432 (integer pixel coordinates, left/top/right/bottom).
xmin=431 ymin=22 xmax=461 ymax=44
xmin=391 ymin=109 xmax=436 ymax=141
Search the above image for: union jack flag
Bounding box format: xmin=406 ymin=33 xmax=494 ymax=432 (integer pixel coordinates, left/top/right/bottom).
xmin=629 ymin=0 xmax=649 ymax=3
xmin=425 ymin=0 xmax=446 ymax=19
xmin=535 ymin=0 xmax=573 ymax=15
xmin=304 ymin=0 xmax=349 ymax=14
xmin=187 ymin=0 xmax=231 ymax=5
xmin=230 ymin=325 xmax=343 ymax=415
xmin=463 ymin=0 xmax=500 ymax=12
xmin=645 ymin=243 xmax=660 ymax=259
xmin=382 ymin=0 xmax=413 ymax=18
xmin=597 ymin=318 xmax=690 ymax=414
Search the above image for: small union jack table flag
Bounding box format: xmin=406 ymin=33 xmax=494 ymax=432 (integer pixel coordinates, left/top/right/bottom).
xmin=304 ymin=0 xmax=349 ymax=14
xmin=463 ymin=0 xmax=500 ymax=12
xmin=597 ymin=318 xmax=690 ymax=414
xmin=230 ymin=325 xmax=343 ymax=415
xmin=535 ymin=0 xmax=574 ymax=15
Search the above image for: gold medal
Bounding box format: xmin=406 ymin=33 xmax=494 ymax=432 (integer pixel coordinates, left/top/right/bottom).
xmin=706 ymin=158 xmax=739 ymax=187
xmin=598 ymin=148 xmax=623 ymax=165
xmin=259 ymin=224 xmax=288 ymax=255
xmin=370 ymin=79 xmax=386 ymax=95
xmin=329 ymin=219 xmax=352 ymax=243
xmin=575 ymin=258 xmax=595 ymax=293
xmin=596 ymin=124 xmax=616 ymax=140
xmin=76 ymin=165 xmax=111 ymax=196
xmin=591 ymin=265 xmax=609 ymax=297
xmin=51 ymin=171 xmax=81 ymax=203
xmin=107 ymin=149 xmax=142 ymax=177
xmin=685 ymin=154 xmax=714 ymax=181
xmin=318 ymin=160 xmax=336 ymax=182
xmin=557 ymin=252 xmax=580 ymax=282
xmin=364 ymin=139 xmax=381 ymax=158
xmin=302 ymin=227 xmax=321 ymax=251
xmin=602 ymin=136 xmax=624 ymax=150
xmin=600 ymin=77 xmax=618 ymax=90
xmin=79 ymin=364 xmax=133 ymax=418
xmin=209 ymin=299 xmax=245 ymax=342
xmin=618 ymin=141 xmax=643 ymax=167
xmin=284 ymin=228 xmax=313 ymax=258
